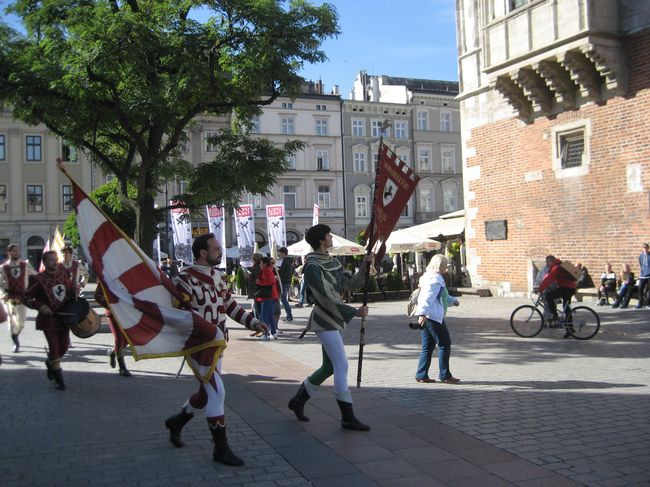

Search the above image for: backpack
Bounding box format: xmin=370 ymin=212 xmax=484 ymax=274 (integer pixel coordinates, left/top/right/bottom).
xmin=559 ymin=260 xmax=579 ymax=281
xmin=406 ymin=287 xmax=421 ymax=317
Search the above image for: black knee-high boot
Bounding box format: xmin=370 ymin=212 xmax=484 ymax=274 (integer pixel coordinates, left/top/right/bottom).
xmin=164 ymin=409 xmax=194 ymax=447
xmin=209 ymin=420 xmax=244 ymax=466
xmin=117 ymin=356 xmax=132 ymax=377
xmin=52 ymin=369 xmax=66 ymax=390
xmin=288 ymin=383 xmax=311 ymax=422
xmin=45 ymin=359 xmax=54 ymax=380
xmin=336 ymin=400 xmax=370 ymax=431
xmin=11 ymin=334 xmax=19 ymax=353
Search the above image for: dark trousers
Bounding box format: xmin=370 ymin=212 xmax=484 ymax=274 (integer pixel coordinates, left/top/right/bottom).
xmin=545 ymin=288 xmax=575 ymax=318
xmin=637 ymin=277 xmax=649 ymax=307
xmin=280 ymin=284 xmax=293 ymax=319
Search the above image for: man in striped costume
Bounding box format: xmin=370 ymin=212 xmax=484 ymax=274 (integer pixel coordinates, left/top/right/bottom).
xmin=0 ymin=244 xmax=37 ymax=353
xmin=288 ymin=224 xmax=372 ymax=431
xmin=165 ymin=233 xmax=268 ymax=466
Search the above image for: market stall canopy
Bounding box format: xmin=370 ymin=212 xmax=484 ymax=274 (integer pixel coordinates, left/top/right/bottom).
xmin=287 ymin=234 xmax=365 ymax=257
xmin=384 ymin=229 xmax=441 ymax=253
xmin=226 ymin=245 xmax=269 ymax=259
xmin=402 ymin=209 xmax=465 ymax=239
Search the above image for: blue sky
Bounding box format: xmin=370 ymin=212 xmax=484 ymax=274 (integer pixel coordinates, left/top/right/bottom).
xmin=1 ymin=0 xmax=459 ymax=98
xmin=299 ymin=0 xmax=459 ymax=97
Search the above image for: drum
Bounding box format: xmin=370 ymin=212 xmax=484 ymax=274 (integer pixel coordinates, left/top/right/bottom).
xmin=58 ymin=298 xmax=101 ymax=339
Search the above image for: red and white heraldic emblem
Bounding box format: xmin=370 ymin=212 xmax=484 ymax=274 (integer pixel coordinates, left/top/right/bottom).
xmin=10 ymin=267 xmax=21 ymax=279
xmin=51 ymin=284 xmax=67 ymax=303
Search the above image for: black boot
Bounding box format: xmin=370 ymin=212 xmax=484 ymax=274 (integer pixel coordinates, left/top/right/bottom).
xmin=11 ymin=334 xmax=19 ymax=353
xmin=45 ymin=359 xmax=54 ymax=381
xmin=117 ymin=356 xmax=132 ymax=377
xmin=288 ymin=383 xmax=311 ymax=422
xmin=164 ymin=409 xmax=194 ymax=447
xmin=336 ymin=400 xmax=370 ymax=431
xmin=108 ymin=350 xmax=116 ymax=369
xmin=52 ymin=369 xmax=66 ymax=390
xmin=209 ymin=422 xmax=244 ymax=466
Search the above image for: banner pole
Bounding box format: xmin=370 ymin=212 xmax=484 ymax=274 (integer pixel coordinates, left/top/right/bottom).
xmin=356 ymin=120 xmax=390 ymax=388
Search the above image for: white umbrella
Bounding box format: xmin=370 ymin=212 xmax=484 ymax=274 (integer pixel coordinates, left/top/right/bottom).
xmin=287 ymin=233 xmax=365 ymax=257
xmin=385 ymin=229 xmax=441 ymax=253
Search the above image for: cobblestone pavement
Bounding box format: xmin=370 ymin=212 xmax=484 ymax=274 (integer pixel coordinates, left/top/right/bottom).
xmin=1 ymin=291 xmax=648 ymax=486
xmin=265 ymin=296 xmax=650 ymax=487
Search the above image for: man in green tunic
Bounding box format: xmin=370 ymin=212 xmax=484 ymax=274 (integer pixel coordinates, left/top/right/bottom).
xmin=288 ymin=224 xmax=372 ymax=431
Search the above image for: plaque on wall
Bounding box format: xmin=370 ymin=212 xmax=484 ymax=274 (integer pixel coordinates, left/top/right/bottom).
xmin=485 ymin=220 xmax=507 ymax=241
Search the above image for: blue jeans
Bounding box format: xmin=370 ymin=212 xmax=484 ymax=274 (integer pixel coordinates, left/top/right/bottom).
xmin=280 ymin=284 xmax=293 ymax=319
xmin=415 ymin=319 xmax=452 ymax=381
xmin=298 ymin=279 xmax=306 ymax=305
xmin=259 ymin=300 xmax=277 ymax=335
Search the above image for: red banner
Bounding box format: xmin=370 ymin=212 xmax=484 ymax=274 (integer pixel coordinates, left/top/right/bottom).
xmin=365 ymin=143 xmax=420 ymax=257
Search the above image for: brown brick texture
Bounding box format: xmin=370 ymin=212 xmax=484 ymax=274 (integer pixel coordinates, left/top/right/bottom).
xmin=466 ymin=30 xmax=650 ymax=291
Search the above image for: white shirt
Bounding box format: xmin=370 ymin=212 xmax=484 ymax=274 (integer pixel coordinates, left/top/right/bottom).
xmin=414 ymin=271 xmax=459 ymax=324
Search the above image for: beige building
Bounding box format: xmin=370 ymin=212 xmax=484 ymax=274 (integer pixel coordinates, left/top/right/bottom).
xmin=0 ymin=107 xmax=94 ymax=265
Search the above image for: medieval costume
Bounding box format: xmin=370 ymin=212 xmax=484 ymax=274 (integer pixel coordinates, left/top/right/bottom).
xmin=288 ymin=251 xmax=370 ymax=431
xmin=61 ymin=259 xmax=88 ymax=297
xmin=95 ymin=283 xmax=131 ymax=377
xmin=23 ymin=265 xmax=76 ymax=390
xmin=165 ymin=264 xmax=264 ymax=466
xmin=0 ymin=259 xmax=37 ymax=352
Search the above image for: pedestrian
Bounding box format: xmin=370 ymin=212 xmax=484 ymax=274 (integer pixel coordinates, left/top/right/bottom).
xmin=255 ymin=256 xmax=279 ymax=339
xmin=164 ymin=233 xmax=268 ymax=466
xmin=635 ymin=243 xmax=650 ymax=309
xmin=23 ymin=250 xmax=76 ymax=390
xmin=0 ymin=244 xmax=37 ymax=353
xmin=287 ymin=224 xmax=372 ymax=431
xmin=61 ymin=245 xmax=89 ymax=296
xmin=413 ymin=254 xmax=461 ymax=384
xmin=277 ymin=247 xmax=294 ymax=322
xmin=95 ymin=282 xmax=132 ymax=377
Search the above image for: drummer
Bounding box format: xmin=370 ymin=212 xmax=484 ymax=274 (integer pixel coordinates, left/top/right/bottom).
xmin=23 ymin=250 xmax=76 ymax=390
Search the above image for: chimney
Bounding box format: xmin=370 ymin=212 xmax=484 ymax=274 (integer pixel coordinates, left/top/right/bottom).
xmin=332 ymin=84 xmax=340 ymax=95
xmin=317 ymin=79 xmax=324 ymax=95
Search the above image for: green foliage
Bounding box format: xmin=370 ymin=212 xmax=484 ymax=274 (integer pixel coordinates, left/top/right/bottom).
xmin=368 ymin=276 xmax=379 ymax=293
xmin=449 ymin=241 xmax=461 ymax=256
xmin=385 ymin=270 xmax=405 ymax=291
xmin=63 ymin=179 xmax=139 ymax=247
xmin=236 ymin=266 xmax=247 ymax=292
xmin=0 ymin=0 xmax=339 ymax=253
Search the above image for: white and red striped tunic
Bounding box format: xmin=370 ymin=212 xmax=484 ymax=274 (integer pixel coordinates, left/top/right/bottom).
xmin=173 ymin=265 xmax=260 ymax=337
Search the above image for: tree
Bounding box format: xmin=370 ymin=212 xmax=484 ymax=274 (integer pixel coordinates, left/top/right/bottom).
xmin=0 ymin=0 xmax=338 ymax=255
xmin=63 ymin=179 xmax=140 ymax=248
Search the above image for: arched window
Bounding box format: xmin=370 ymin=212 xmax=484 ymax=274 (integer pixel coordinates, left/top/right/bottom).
xmin=255 ymin=231 xmax=266 ymax=247
xmin=26 ymin=235 xmax=46 ymax=269
xmin=286 ymin=230 xmax=301 ymax=244
xmin=442 ymin=181 xmax=458 ymax=212
xmin=418 ymin=179 xmax=435 ymax=213
xmin=353 ymin=184 xmax=372 ymax=221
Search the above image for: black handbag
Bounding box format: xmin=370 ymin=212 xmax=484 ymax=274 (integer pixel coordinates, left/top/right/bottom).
xmin=254 ymin=285 xmax=272 ymax=299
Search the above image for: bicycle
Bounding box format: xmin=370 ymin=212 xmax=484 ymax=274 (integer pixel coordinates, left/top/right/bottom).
xmin=510 ymin=292 xmax=600 ymax=340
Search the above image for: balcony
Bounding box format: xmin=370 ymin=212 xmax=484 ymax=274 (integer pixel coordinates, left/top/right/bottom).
xmin=483 ymin=0 xmax=627 ymax=120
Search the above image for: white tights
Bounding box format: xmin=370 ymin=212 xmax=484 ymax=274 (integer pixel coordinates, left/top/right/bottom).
xmin=315 ymin=330 xmax=352 ymax=403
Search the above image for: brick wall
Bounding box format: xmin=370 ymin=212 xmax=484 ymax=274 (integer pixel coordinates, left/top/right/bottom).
xmin=465 ymin=30 xmax=650 ymax=292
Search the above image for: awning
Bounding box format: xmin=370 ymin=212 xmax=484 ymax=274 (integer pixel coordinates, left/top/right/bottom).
xmin=287 ymin=233 xmax=365 ymax=257
xmin=402 ymin=210 xmax=465 ymax=239
xmin=384 ymin=229 xmax=441 ymax=253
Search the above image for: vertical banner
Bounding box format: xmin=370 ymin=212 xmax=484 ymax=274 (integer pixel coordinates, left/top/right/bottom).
xmin=312 ymin=204 xmax=320 ymax=227
xmin=153 ymin=233 xmax=161 ymax=264
xmin=206 ymin=205 xmax=227 ymax=269
xmin=266 ymin=204 xmax=287 ymax=250
xmin=170 ymin=201 xmax=193 ymax=266
xmin=234 ymin=204 xmax=255 ymax=267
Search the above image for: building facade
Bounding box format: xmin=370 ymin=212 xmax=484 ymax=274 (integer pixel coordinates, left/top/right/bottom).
xmin=343 ymin=73 xmax=463 ymax=238
xmin=456 ymin=0 xmax=650 ymax=293
xmin=0 ymin=107 xmax=93 ymax=265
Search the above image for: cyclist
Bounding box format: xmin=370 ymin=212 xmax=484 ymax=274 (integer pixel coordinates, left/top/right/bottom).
xmin=534 ymin=255 xmax=577 ymax=337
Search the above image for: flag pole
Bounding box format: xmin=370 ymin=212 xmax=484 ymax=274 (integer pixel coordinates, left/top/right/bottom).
xmin=356 ymin=119 xmax=390 ymax=388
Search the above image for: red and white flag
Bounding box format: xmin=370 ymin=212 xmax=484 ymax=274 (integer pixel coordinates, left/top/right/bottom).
xmin=60 ymin=163 xmax=226 ymax=382
xmin=365 ymin=143 xmax=420 ymax=260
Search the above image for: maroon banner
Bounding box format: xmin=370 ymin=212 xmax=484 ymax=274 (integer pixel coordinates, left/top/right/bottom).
xmin=365 ymin=143 xmax=420 ymax=257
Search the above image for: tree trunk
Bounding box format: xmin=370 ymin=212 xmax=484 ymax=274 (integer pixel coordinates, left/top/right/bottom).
xmin=134 ymin=163 xmax=157 ymax=258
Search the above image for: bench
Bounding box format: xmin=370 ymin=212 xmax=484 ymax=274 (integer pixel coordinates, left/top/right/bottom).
xmin=575 ymin=285 xmax=648 ymax=305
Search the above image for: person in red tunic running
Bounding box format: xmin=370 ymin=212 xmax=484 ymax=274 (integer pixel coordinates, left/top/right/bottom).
xmin=95 ymin=282 xmax=132 ymax=377
xmin=1 ymin=244 xmax=37 ymax=352
xmin=23 ymin=250 xmax=76 ymax=390
xmin=164 ymin=233 xmax=269 ymax=466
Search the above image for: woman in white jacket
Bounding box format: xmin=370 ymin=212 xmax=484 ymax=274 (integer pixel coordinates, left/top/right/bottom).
xmin=414 ymin=254 xmax=461 ymax=384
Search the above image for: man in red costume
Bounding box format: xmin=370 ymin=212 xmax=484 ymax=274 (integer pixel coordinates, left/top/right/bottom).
xmin=0 ymin=244 xmax=37 ymax=352
xmin=164 ymin=233 xmax=269 ymax=466
xmin=23 ymin=250 xmax=76 ymax=390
